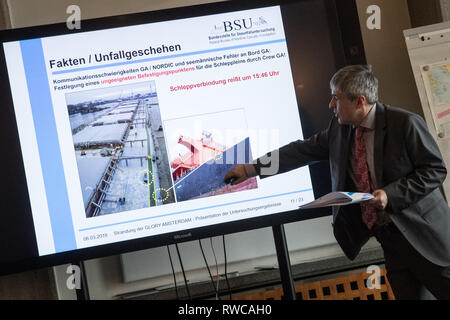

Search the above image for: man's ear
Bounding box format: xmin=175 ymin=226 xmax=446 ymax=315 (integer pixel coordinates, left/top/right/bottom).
xmin=356 ymin=95 xmax=367 ymax=109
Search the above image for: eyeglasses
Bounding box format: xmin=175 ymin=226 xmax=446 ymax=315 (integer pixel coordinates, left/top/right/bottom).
xmin=331 ymin=93 xmax=342 ymax=101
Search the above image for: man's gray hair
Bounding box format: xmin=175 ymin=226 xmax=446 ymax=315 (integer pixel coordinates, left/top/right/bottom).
xmin=330 ymin=65 xmax=379 ymax=105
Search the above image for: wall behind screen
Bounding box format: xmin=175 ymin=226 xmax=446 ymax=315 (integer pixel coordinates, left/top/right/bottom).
xmin=355 ymin=0 xmax=422 ymax=115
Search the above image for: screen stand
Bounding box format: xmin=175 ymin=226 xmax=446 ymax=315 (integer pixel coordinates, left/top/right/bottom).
xmin=272 ymin=224 xmax=296 ymax=300
xmin=73 ymin=261 xmax=90 ymax=300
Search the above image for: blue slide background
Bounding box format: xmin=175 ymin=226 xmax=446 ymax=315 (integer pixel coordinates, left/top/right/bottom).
xmin=20 ymin=38 xmax=77 ymax=253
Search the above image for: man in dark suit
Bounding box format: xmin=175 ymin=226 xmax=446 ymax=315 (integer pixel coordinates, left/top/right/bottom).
xmin=224 ymin=65 xmax=450 ymax=299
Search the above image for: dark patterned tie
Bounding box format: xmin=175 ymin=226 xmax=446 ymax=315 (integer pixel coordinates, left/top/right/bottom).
xmin=353 ymin=126 xmax=377 ymax=229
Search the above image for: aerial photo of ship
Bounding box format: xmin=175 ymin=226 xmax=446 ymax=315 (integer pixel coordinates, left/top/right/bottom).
xmin=66 ymin=81 xmax=175 ymax=218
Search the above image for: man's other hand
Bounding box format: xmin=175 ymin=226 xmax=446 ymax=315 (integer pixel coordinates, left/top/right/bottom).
xmin=368 ymin=189 xmax=388 ymax=210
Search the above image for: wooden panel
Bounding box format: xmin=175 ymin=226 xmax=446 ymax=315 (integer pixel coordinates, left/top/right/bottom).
xmin=232 ymin=268 xmax=395 ymax=300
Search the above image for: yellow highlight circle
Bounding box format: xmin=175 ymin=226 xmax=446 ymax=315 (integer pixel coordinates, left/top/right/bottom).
xmin=153 ymin=187 xmax=169 ymax=202
xmin=138 ymin=169 xmax=154 ymax=186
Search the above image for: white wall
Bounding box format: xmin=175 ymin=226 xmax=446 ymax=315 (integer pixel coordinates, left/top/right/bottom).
xmin=440 ymin=0 xmax=450 ymax=21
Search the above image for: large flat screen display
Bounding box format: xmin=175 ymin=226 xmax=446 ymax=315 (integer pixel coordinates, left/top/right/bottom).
xmin=0 ymin=0 xmax=349 ymax=274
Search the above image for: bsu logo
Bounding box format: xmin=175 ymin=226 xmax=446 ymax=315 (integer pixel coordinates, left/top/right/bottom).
xmin=223 ymin=18 xmax=253 ymax=32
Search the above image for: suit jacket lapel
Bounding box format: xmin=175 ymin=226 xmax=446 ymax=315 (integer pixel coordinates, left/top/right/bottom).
xmin=374 ymin=102 xmax=387 ymax=188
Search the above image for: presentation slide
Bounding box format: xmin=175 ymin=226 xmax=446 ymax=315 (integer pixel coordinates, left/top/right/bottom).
xmin=3 ymin=5 xmax=314 ymax=256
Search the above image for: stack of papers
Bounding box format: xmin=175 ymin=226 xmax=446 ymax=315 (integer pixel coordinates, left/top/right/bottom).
xmin=299 ymin=192 xmax=374 ymax=209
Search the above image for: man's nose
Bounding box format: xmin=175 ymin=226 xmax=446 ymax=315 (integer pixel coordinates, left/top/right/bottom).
xmin=329 ymin=98 xmax=336 ymax=109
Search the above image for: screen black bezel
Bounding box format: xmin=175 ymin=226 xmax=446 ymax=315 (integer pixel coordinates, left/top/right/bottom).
xmin=0 ymin=0 xmax=363 ymax=276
